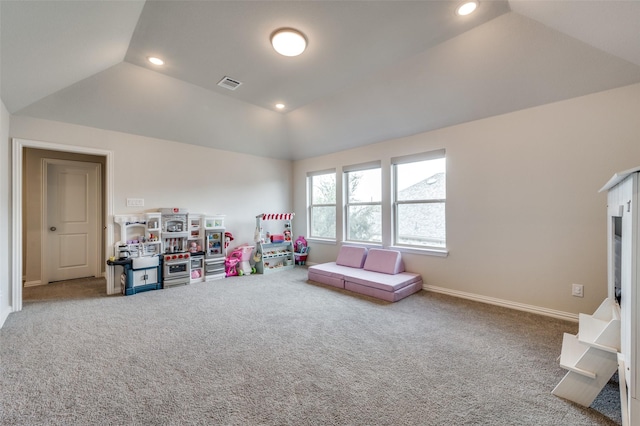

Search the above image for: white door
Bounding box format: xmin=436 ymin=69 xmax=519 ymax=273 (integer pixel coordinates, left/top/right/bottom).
xmin=44 ymin=160 xmax=101 ymax=283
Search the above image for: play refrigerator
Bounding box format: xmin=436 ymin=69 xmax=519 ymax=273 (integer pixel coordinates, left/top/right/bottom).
xmin=187 ymin=214 xmax=205 ymax=283
xmin=204 ymin=216 xmax=226 ymax=281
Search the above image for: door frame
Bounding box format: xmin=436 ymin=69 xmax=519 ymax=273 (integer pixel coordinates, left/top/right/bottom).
xmin=41 ymin=158 xmax=102 ymax=285
xmin=11 ymin=138 xmax=115 ymax=312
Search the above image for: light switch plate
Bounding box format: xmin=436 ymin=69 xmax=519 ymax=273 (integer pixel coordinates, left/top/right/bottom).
xmin=572 ymin=283 xmax=584 ymax=298
xmin=126 ymin=198 xmax=144 ymax=207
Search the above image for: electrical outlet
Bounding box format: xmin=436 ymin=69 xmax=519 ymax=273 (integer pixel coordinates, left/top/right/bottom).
xmin=126 ymin=198 xmax=144 ymax=207
xmin=572 ymin=283 xmax=584 ymax=298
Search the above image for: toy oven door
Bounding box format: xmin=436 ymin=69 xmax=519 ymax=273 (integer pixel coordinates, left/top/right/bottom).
xmin=164 ymin=259 xmax=189 ymax=279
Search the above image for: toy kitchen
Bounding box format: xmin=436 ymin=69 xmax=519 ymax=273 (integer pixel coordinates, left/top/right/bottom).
xmin=109 ymin=208 xmax=225 ymax=295
xmin=160 ymin=208 xmax=191 ymax=288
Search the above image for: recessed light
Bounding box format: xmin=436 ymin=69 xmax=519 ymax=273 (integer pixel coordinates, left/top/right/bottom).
xmin=275 ymin=103 xmax=286 ymax=110
xmin=271 ymin=28 xmax=307 ymax=57
xmin=148 ymin=56 xmax=164 ymax=66
xmin=456 ymin=1 xmax=478 ymax=16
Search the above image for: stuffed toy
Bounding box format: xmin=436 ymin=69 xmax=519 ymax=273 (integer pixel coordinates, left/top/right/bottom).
xmin=224 ymin=231 xmax=234 ymax=249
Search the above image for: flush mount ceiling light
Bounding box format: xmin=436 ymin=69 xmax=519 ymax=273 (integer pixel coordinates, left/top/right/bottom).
xmin=275 ymin=103 xmax=286 ymax=110
xmin=456 ymin=0 xmax=478 ymax=16
xmin=147 ymin=56 xmax=164 ymax=66
xmin=270 ymin=28 xmax=307 ymax=57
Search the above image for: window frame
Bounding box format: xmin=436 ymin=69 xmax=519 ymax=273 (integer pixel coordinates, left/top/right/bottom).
xmin=391 ymin=150 xmax=447 ymax=253
xmin=307 ymin=169 xmax=337 ymax=241
xmin=343 ymin=162 xmax=382 ymax=244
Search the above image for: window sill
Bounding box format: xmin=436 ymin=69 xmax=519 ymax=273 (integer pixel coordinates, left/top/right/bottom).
xmin=306 ymin=238 xmax=337 ymax=245
xmin=305 ymin=240 xmax=448 ymax=258
xmin=342 ymin=241 xmax=383 ymax=249
xmin=388 ymin=245 xmax=449 ymax=258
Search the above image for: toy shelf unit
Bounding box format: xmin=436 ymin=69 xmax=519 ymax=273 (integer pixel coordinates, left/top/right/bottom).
xmin=552 ymin=297 xmax=621 ymax=407
xmin=204 ymin=215 xmax=226 ymax=281
xmin=187 ymin=214 xmax=204 ymax=252
xmin=254 ymin=213 xmax=295 ymax=274
xmin=114 ymin=213 xmax=162 ymax=259
xmin=256 ymin=241 xmax=294 ymax=274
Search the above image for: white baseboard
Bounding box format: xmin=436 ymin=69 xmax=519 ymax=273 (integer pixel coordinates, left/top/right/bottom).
xmin=424 ymin=284 xmax=579 ymax=322
xmin=24 ymin=280 xmax=43 ymax=287
xmin=0 ymin=305 xmax=11 ymax=328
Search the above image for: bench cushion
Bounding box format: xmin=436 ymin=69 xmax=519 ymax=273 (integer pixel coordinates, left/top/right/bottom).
xmin=308 ymin=262 xmax=346 ymax=279
xmin=343 ymin=269 xmax=421 ymax=292
xmin=308 ymin=269 xmax=344 ymax=289
xmin=308 ymin=262 xmax=347 ymax=288
xmin=336 ymin=245 xmax=368 ymax=268
xmin=345 ymin=279 xmax=422 ymax=302
xmin=363 ymin=248 xmax=404 ymax=274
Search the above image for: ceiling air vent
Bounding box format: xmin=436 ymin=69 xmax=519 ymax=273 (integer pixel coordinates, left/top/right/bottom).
xmin=217 ymin=76 xmax=242 ymax=91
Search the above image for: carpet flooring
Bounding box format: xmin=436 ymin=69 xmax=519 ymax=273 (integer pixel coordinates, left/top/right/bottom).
xmin=1 ymin=267 xmax=621 ymax=425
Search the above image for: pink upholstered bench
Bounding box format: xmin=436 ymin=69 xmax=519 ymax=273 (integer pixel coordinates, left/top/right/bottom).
xmin=308 ymin=246 xmax=422 ymax=302
xmin=307 ymin=246 xmax=367 ymax=289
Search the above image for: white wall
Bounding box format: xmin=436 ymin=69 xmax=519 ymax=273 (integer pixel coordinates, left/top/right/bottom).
xmin=293 ymin=83 xmax=640 ymax=317
xmin=6 ymin=83 xmax=640 ymax=321
xmin=10 ymin=116 xmax=293 ymax=285
xmin=0 ymin=99 xmax=10 ymax=327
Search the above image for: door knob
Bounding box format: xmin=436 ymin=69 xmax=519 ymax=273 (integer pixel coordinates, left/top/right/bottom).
xmin=50 ymin=226 xmax=57 ymax=231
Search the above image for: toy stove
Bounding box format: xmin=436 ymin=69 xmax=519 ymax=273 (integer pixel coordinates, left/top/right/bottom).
xmin=161 ymin=251 xmax=190 ymax=288
xmin=160 ymin=208 xmax=190 ymax=287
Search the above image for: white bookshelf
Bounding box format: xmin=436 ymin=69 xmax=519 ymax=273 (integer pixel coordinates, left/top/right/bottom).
xmin=599 ymin=167 xmax=640 ymax=426
xmin=552 ymin=298 xmax=621 ymax=407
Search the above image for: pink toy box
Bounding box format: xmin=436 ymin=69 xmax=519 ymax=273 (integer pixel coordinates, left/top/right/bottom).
xmin=270 ymin=234 xmax=285 ymax=243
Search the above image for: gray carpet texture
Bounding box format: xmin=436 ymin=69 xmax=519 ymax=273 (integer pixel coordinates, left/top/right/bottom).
xmin=2 ymin=267 xmax=621 ymax=425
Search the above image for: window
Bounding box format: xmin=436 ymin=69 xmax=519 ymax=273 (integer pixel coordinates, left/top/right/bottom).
xmin=308 ymin=171 xmax=336 ymax=239
xmin=344 ymin=164 xmax=381 ymax=243
xmin=393 ymin=150 xmax=446 ymax=249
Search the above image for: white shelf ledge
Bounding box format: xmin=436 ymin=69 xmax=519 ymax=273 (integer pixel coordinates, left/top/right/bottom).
xmin=559 ymin=333 xmax=597 ymax=379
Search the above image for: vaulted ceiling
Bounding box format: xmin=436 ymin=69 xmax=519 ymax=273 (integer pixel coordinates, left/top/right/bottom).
xmin=2 ymin=1 xmax=640 ymax=160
